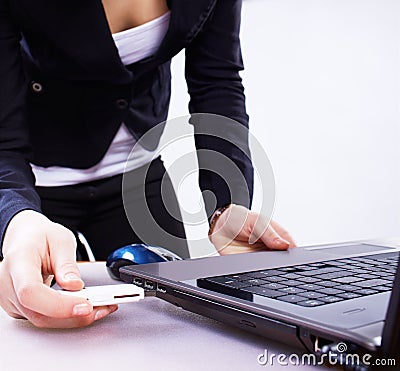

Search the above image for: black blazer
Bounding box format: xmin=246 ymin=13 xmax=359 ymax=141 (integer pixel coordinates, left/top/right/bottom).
xmin=0 ymin=0 xmax=254 ymax=251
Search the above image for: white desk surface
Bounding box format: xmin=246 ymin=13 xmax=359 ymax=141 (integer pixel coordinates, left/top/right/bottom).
xmin=0 ymin=262 xmax=326 ymax=371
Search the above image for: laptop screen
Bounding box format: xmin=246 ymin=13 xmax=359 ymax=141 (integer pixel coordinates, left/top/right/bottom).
xmin=381 ymin=258 xmax=400 ymax=358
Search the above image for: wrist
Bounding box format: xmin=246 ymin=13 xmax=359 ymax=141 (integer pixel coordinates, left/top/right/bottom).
xmin=208 ymin=204 xmax=232 ymax=237
xmin=2 ymin=210 xmax=46 ymax=256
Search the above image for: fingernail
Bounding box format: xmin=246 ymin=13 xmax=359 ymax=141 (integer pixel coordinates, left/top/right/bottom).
xmin=94 ymin=308 xmax=110 ymax=321
xmin=64 ymin=273 xmax=81 ymax=281
xmin=72 ymin=303 xmax=92 ymax=316
xmin=248 ymin=236 xmax=256 ymax=245
xmin=274 ymin=238 xmax=290 ymax=247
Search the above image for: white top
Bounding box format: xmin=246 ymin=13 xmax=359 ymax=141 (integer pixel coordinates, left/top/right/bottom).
xmin=31 ymin=12 xmax=171 ymax=187
xmin=113 ymin=11 xmax=170 ymax=65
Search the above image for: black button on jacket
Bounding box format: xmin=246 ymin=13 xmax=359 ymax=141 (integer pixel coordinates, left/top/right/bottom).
xmin=0 ymin=0 xmax=254 ymax=253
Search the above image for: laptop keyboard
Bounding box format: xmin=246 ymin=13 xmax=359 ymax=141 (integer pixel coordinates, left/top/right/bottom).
xmin=197 ymin=252 xmax=399 ymax=307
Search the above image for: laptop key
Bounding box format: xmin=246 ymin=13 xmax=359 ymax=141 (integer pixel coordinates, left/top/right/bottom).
xmin=378 ymin=258 xmax=397 ymax=264
xmin=280 ymin=273 xmax=303 ymax=279
xmin=315 ymin=267 xmax=342 ymax=274
xmin=301 ymin=284 xmax=324 ymax=291
xmin=278 ymin=279 xmax=303 ymax=286
xmin=332 ymin=276 xmax=364 ymax=284
xmin=355 ymin=258 xmax=381 ymax=265
xmin=255 ymin=269 xmax=282 ymax=277
xmin=295 ymin=265 xmax=317 ymax=271
xmin=223 ymin=274 xmax=240 ymax=279
xmin=308 ymin=262 xmax=326 ymax=268
xmin=296 ymin=270 xmax=322 ymax=277
xmin=278 ymin=267 xmax=298 ymax=272
xmin=298 ymin=267 xmax=340 ymax=277
xmin=243 ymin=279 xmax=269 ymax=286
xmin=348 ymin=263 xmax=371 ymax=269
xmin=337 ymin=292 xmax=362 ymax=299
xmin=373 ymin=285 xmax=392 ymax=292
xmin=263 ymin=276 xmax=285 ymax=283
xmin=320 ymin=296 xmax=344 ymax=304
xmin=244 ymin=286 xmax=286 ymax=298
xmin=229 ymin=281 xmax=254 ymax=289
xmin=277 ymin=295 xmax=305 ymax=304
xmin=297 ymin=277 xmax=321 ymax=283
xmin=197 ymin=279 xmax=253 ymax=301
xmin=297 ymin=300 xmax=325 ymax=307
xmin=373 ymin=260 xmax=389 ymax=266
xmin=354 ymin=279 xmax=392 ymax=288
xmin=374 ymin=271 xmax=395 ymax=277
xmin=325 ymin=261 xmax=347 ymax=266
xmin=261 ymin=283 xmax=288 ymax=290
xmin=316 ymin=287 xmax=343 ymax=295
xmin=317 ymin=281 xmax=337 ymax=288
xmin=357 ymin=289 xmax=379 ymax=295
xmin=298 ymin=292 xmax=327 ymax=299
xmin=318 ymin=272 xmax=350 ymax=280
xmin=279 ymin=287 xmax=306 ymax=295
xmin=354 ymin=273 xmax=379 ymax=280
xmin=244 ymin=272 xmax=273 ymax=279
xmin=225 ymin=274 xmax=249 ymax=281
xmin=207 ymin=277 xmax=237 ymax=285
xmin=349 ymin=268 xmax=370 ymax=275
xmin=336 ymin=285 xmax=359 ymax=292
xmin=337 ymin=259 xmax=356 ymax=264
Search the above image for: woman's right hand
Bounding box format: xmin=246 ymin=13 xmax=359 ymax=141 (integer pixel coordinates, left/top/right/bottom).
xmin=0 ymin=210 xmax=117 ymax=328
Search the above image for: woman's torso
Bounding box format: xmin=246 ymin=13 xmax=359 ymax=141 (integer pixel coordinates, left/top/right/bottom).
xmin=101 ymin=0 xmax=169 ymax=34
xmin=11 ymin=0 xmax=217 ymax=169
xmin=32 ymin=0 xmax=171 ymax=186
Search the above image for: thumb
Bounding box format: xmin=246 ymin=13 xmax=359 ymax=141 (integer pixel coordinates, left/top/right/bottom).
xmin=48 ymin=226 xmax=85 ymax=291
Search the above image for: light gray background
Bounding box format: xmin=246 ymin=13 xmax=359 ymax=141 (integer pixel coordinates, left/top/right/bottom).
xmin=162 ymin=0 xmax=400 ymax=257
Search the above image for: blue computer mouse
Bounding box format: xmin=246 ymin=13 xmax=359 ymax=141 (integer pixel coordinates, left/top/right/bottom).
xmin=106 ymin=243 xmax=183 ymax=280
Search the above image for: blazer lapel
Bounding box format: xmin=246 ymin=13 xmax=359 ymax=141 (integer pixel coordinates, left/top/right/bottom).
xmin=16 ymin=0 xmax=217 ymax=78
xmin=130 ymin=0 xmax=216 ymax=73
xmin=17 ymin=0 xmax=131 ymax=82
xmin=156 ymin=0 xmax=217 ymax=57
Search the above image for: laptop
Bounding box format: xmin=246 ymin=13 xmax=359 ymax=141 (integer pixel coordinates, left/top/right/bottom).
xmin=120 ymin=239 xmax=400 ymax=369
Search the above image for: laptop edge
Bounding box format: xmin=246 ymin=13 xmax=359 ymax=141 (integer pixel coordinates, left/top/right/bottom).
xmin=120 ymin=240 xmax=400 ymax=368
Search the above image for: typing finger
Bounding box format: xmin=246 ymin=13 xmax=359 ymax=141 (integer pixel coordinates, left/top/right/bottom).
xmin=249 ymin=219 xmax=290 ymax=250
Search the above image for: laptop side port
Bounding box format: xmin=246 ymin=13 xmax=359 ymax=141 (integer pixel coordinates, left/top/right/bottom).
xmin=133 ymin=277 xmax=143 ymax=286
xmin=144 ymin=280 xmax=155 ymax=290
xmin=157 ymin=284 xmax=167 ymax=293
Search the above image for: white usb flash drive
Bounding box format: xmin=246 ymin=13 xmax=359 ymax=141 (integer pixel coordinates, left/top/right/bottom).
xmin=58 ymin=284 xmax=145 ymax=306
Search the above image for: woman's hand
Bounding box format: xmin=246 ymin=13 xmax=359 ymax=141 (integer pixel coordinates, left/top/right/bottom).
xmin=0 ymin=210 xmax=117 ymax=328
xmin=209 ymin=205 xmax=296 ymax=255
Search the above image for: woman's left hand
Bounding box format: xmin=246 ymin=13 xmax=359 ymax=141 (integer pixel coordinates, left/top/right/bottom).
xmin=209 ymin=204 xmax=296 ymax=255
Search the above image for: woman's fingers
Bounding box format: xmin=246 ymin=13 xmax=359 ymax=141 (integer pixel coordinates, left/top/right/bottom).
xmin=269 ymin=220 xmax=297 ymax=248
xmin=210 ymin=205 xmax=295 ymax=253
xmin=19 ymin=305 xmax=118 ymax=329
xmin=0 ymin=211 xmax=121 ymax=328
xmin=47 ymin=223 xmax=85 ymax=291
xmin=254 ymin=224 xmax=290 ymax=250
xmin=8 ymin=251 xmax=92 ymax=319
xmin=2 ymin=249 xmax=118 ymax=327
